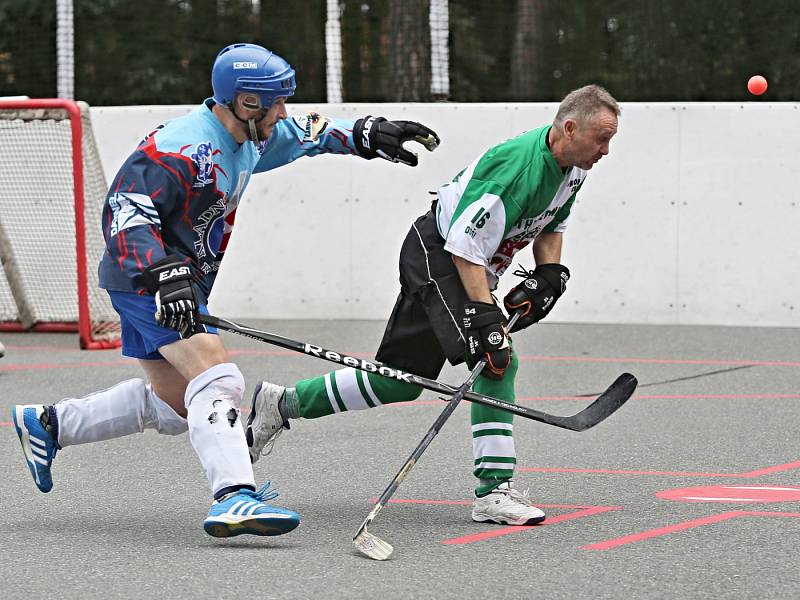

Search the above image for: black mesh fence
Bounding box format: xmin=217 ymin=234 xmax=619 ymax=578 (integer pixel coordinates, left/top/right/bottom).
xmin=1 ymin=0 xmax=799 ymax=105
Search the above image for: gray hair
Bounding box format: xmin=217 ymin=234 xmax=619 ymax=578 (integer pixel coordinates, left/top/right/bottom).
xmin=553 ymin=85 xmax=620 ymax=129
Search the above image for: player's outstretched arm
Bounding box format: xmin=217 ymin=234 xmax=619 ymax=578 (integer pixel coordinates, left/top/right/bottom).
xmin=353 ymin=116 xmax=440 ymax=166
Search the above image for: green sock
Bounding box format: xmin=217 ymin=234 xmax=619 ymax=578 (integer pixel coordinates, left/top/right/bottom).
xmin=279 ymin=387 xmax=301 ymax=419
xmin=476 ymin=478 xmax=507 ymax=497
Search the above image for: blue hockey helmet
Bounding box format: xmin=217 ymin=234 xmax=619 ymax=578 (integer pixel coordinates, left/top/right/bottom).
xmin=211 ymin=43 xmax=296 ymax=109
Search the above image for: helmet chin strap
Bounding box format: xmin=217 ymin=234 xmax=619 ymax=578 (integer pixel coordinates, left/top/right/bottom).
xmin=230 ymin=105 xmax=267 ymax=144
xmin=247 ymin=118 xmax=260 ymax=145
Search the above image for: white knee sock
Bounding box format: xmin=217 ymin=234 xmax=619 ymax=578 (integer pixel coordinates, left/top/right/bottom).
xmin=184 ymin=363 xmax=255 ymax=498
xmin=55 ymin=379 xmax=188 ymax=446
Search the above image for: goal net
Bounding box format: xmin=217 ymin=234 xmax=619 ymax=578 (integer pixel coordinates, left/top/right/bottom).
xmin=0 ymin=99 xmax=120 ymax=349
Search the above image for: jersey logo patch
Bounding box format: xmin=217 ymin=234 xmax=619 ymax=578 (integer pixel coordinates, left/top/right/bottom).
xmin=191 ymin=142 xmax=215 ymax=187
xmin=107 ymin=192 xmax=161 ymax=237
xmin=293 ymin=112 xmax=330 ymax=142
xmin=192 ymin=197 xmax=226 ymax=263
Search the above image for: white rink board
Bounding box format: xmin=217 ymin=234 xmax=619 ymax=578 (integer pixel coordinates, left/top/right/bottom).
xmin=90 ymin=103 xmax=800 ymax=326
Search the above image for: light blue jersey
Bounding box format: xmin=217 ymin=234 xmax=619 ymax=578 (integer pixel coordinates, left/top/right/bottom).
xmin=99 ymin=99 xmax=358 ymax=302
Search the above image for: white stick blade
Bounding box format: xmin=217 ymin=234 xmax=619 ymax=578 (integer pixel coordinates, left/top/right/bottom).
xmin=353 ymin=529 xmax=394 ymax=561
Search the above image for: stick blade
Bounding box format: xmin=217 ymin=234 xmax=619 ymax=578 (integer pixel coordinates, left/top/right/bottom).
xmin=353 ymin=529 xmax=394 ymax=561
xmin=568 ymin=372 xmax=638 ymax=431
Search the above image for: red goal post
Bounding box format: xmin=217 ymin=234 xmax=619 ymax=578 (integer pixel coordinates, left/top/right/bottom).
xmin=0 ymin=99 xmax=120 ymax=349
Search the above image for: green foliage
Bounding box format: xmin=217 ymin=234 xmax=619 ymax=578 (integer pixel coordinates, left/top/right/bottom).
xmin=1 ymin=0 xmax=798 ymax=103
xmin=0 ymin=0 xmax=56 ymax=98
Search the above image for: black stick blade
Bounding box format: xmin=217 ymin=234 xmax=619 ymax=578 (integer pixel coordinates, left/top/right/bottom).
xmin=564 ymin=372 xmax=637 ymax=431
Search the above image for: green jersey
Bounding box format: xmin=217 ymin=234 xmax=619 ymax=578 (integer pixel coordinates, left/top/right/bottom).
xmin=435 ymin=125 xmax=585 ymax=289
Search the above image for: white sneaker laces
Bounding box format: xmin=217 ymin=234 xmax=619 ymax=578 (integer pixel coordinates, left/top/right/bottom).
xmin=259 ymin=426 xmax=284 ymax=458
xmin=503 ymin=484 xmax=534 ymax=506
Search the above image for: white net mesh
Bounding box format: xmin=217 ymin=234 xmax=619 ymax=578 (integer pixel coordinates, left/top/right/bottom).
xmin=0 ymin=101 xmax=119 ymax=347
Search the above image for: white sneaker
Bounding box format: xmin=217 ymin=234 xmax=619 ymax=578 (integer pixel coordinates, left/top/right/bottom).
xmin=245 ymin=381 xmax=289 ymax=464
xmin=471 ymin=481 xmax=546 ymax=525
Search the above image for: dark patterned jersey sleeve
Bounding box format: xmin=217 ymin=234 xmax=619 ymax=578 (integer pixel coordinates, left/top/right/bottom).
xmin=99 ymin=134 xmax=199 ymax=295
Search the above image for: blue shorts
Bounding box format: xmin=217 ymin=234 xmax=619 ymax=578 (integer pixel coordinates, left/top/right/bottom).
xmin=107 ymin=291 xmax=217 ymax=360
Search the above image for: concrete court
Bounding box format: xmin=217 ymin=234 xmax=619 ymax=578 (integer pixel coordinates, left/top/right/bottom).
xmin=0 ymin=319 xmax=798 ymax=600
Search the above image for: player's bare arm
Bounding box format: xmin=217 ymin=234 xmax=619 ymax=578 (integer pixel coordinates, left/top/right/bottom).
xmin=533 ymin=231 xmax=564 ymax=265
xmin=451 ymin=255 xmax=493 ymax=303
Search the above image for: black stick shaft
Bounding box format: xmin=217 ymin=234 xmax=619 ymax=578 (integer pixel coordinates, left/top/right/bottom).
xmin=199 ymin=313 xmax=636 ymax=432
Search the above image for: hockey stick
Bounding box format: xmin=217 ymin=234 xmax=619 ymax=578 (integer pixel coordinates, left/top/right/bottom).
xmin=199 ymin=314 xmax=637 ymax=432
xmin=351 ymin=312 xmax=519 ymax=560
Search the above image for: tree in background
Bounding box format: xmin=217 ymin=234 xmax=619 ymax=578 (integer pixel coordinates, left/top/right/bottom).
xmin=0 ymin=0 xmax=57 ymax=99
xmin=1 ymin=0 xmax=799 ymax=103
xmin=340 ymin=0 xmax=388 ymax=101
xmin=387 ymin=0 xmax=431 ymax=101
xmin=509 ymin=0 xmax=557 ymax=101
xmin=257 ymin=0 xmax=326 ymax=103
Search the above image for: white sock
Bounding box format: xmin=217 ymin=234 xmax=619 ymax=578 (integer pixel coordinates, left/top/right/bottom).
xmin=55 ymin=378 xmax=188 ymax=446
xmin=184 ymin=363 xmax=255 ymax=497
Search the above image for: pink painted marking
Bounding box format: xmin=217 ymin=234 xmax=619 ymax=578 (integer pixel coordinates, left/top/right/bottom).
xmin=442 ymin=506 xmax=621 ymax=545
xmin=2 ymin=345 xmax=82 ymax=352
xmin=0 ymin=421 xmax=12 ymax=427
xmin=582 ymin=511 xmax=749 ymax=550
xmin=738 ymin=460 xmax=800 ymax=478
xmin=519 ymin=460 xmax=800 ymax=479
xmin=0 ymin=359 xmax=133 ymax=372
xmin=518 ymin=467 xmax=740 ymax=477
xmin=616 ymin=393 xmax=800 ymax=400
xmin=517 ymin=354 xmax=800 ymax=368
xmin=657 ymin=485 xmax=800 ymax=503
xmin=583 ymin=510 xmax=800 ymax=550
xmin=408 ymin=393 xmax=800 ymax=407
xmin=515 ymin=393 xmax=800 ymax=403
xmin=227 ymin=349 xmax=300 ymax=357
xmin=384 ymin=498 xmax=605 ymax=510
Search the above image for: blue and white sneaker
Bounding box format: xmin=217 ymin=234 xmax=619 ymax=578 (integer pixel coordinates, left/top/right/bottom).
xmin=12 ymin=404 xmax=61 ymax=493
xmin=203 ymin=481 xmax=300 ymax=538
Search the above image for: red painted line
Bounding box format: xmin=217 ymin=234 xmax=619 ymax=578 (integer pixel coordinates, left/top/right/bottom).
xmin=384 ymin=498 xmax=605 ymax=510
xmin=227 ymin=349 xmax=301 ymax=357
xmin=582 ymin=511 xmax=749 ymax=550
xmin=0 ymin=421 xmax=12 ymax=427
xmin=518 ymin=459 xmax=800 ymax=479
xmin=5 ymin=342 xmax=800 ymax=368
xmin=613 ymin=393 xmax=800 ymax=401
xmin=515 ymin=393 xmax=800 ymax=402
xmin=385 ymin=498 xmax=470 ymax=506
xmin=741 ymin=510 xmax=800 ymax=517
xmin=582 ymin=510 xmax=800 ymax=551
xmin=738 ymin=460 xmax=800 ymax=478
xmin=518 ymin=467 xmax=741 ymax=477
xmin=0 ymin=359 xmax=133 ymax=372
xmin=405 ymin=393 xmax=800 ymax=408
xmin=443 ymin=506 xmax=621 ymax=546
xmin=517 ymin=354 xmax=800 ymax=368
xmin=2 ymin=345 xmax=85 ymax=352
xmin=657 ymin=484 xmax=800 ymax=503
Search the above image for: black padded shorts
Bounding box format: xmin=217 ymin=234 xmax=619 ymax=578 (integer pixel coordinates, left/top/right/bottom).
xmin=375 ymin=206 xmax=470 ymax=379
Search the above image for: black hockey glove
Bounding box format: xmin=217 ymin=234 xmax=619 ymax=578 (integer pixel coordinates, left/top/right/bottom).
xmin=353 ymin=115 xmax=440 ymax=166
xmin=142 ymin=255 xmax=199 ymax=339
xmin=503 ymin=263 xmax=570 ymax=333
xmin=463 ymin=302 xmax=512 ymax=380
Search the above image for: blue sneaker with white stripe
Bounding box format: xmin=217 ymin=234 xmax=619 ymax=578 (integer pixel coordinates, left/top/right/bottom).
xmin=12 ymin=404 xmax=61 ymax=493
xmin=203 ymin=481 xmax=300 ymax=538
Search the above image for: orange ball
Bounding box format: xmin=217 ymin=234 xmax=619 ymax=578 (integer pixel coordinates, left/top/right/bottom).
xmin=747 ymin=75 xmax=768 ymax=96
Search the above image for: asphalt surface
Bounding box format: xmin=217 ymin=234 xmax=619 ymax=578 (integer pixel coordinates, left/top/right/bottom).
xmin=1 ymin=320 xmax=799 ymax=599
